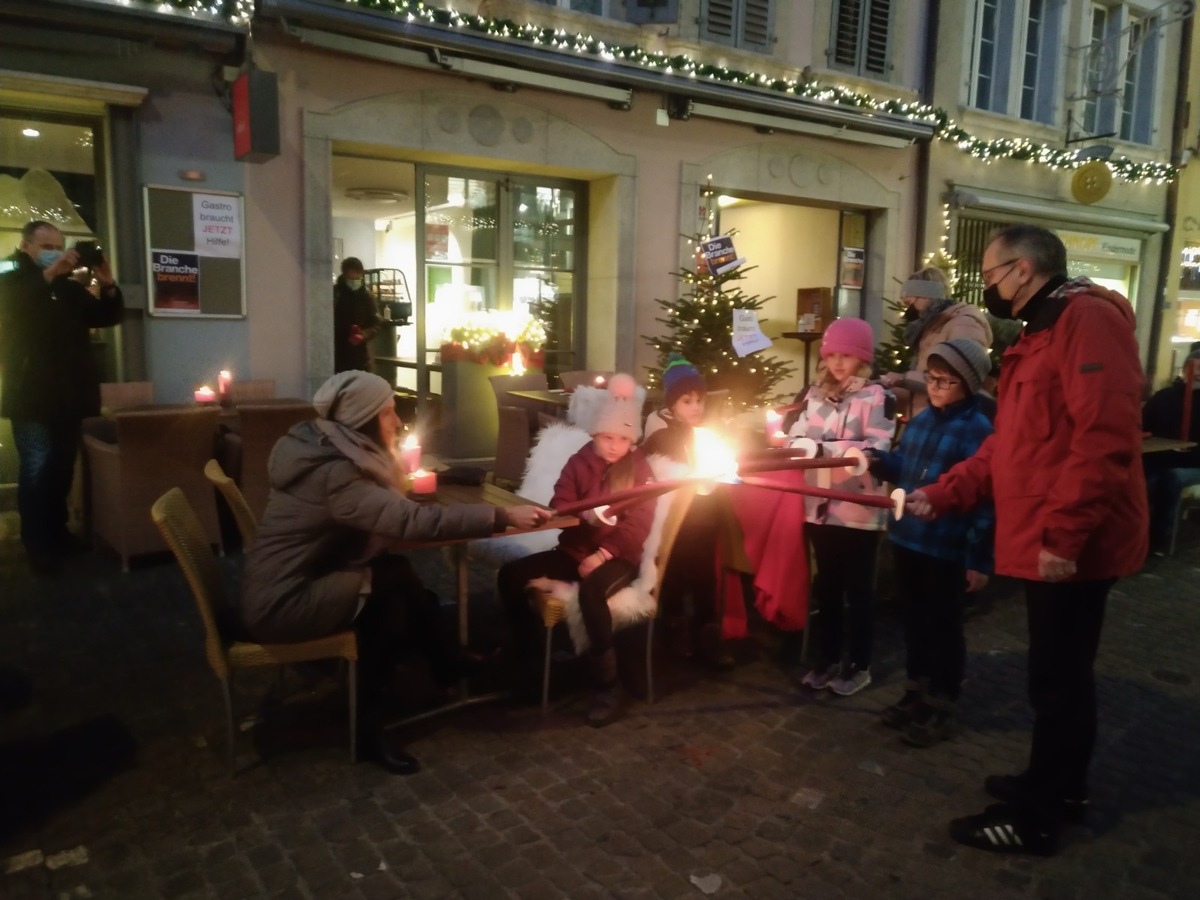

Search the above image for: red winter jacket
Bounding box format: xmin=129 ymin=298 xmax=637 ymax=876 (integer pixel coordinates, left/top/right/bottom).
xmin=552 ymin=442 xmax=655 ymax=566
xmin=921 ymin=278 xmax=1147 ymax=581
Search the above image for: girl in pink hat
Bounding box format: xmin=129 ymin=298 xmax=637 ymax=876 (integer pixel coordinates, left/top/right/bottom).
xmin=788 ymin=317 xmax=895 ymax=697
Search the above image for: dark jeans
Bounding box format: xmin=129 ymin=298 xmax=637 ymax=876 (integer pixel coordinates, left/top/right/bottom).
xmin=892 ymin=543 xmax=966 ymax=702
xmin=498 ymin=548 xmax=636 ymax=657
xmin=1022 ymin=577 xmax=1113 ymax=823
xmin=353 ymin=555 xmax=456 ymax=722
xmin=12 ymin=419 xmax=81 ymax=554
xmin=808 ymin=524 xmax=880 ymax=671
xmin=1144 ymin=464 xmax=1200 ymax=543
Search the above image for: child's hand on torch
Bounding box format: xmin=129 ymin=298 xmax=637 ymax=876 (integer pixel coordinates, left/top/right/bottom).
xmin=503 ymin=505 xmax=553 ymax=529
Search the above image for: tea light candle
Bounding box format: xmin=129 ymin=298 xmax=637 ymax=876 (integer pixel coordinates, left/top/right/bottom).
xmin=769 ymin=430 xmax=788 ymax=449
xmin=409 ymin=468 xmax=437 ymax=496
xmin=594 ymin=375 xmax=606 ymax=388
xmin=398 ymin=434 xmax=422 ymax=474
xmin=194 ymin=385 xmax=216 ymax=404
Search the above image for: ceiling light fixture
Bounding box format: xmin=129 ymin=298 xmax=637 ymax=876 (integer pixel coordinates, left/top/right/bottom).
xmin=345 ymin=187 xmax=409 ymax=203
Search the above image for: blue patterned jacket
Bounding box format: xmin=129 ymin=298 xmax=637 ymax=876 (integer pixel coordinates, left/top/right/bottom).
xmin=872 ymin=396 xmax=995 ymax=573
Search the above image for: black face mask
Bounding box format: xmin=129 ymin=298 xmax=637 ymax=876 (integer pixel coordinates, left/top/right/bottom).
xmin=902 ymin=305 xmax=920 ymax=322
xmin=983 ymin=284 xmax=1014 ymax=319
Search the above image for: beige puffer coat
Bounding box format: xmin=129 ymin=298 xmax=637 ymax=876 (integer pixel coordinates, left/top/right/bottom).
xmin=238 ymin=420 xmax=497 ymax=643
xmin=902 ymin=303 xmax=993 ymax=415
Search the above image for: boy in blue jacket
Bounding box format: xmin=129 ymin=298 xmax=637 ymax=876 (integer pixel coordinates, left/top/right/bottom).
xmin=870 ymin=338 xmax=995 ymax=747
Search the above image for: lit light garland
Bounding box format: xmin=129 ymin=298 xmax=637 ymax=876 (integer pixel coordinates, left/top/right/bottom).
xmin=127 ymin=0 xmax=1177 ymax=184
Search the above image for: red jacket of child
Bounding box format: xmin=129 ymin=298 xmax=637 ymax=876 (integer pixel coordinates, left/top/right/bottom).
xmin=552 ymin=443 xmax=655 ymax=566
xmin=921 ymin=278 xmax=1147 ymax=581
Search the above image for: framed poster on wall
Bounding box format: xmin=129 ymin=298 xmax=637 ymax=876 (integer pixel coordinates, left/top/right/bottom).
xmin=143 ymin=185 xmax=245 ymax=317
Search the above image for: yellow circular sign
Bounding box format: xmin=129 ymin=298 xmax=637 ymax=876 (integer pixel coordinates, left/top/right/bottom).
xmin=1071 ymin=160 xmax=1113 ymax=205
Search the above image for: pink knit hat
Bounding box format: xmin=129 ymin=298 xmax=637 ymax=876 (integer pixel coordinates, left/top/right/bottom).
xmin=820 ymin=317 xmax=875 ymax=363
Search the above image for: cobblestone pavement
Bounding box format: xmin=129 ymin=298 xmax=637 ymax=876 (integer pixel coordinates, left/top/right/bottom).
xmin=1 ymin=523 xmax=1198 ymax=900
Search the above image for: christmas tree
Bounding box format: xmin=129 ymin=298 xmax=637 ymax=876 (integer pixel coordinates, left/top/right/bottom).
xmin=643 ymin=239 xmax=795 ymax=409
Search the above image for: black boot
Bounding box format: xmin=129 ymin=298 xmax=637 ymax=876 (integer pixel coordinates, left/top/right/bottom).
xmin=357 ymin=718 xmax=420 ymax=775
xmin=586 ymin=648 xmax=624 ymax=728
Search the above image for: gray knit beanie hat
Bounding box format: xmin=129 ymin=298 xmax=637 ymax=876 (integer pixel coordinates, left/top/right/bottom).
xmin=312 ymin=370 xmax=394 ymax=428
xmin=927 ymin=338 xmax=991 ymax=395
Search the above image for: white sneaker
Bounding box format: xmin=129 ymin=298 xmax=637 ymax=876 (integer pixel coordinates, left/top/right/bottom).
xmin=829 ymin=667 xmax=872 ymax=696
xmin=801 ymin=664 xmax=840 ymax=690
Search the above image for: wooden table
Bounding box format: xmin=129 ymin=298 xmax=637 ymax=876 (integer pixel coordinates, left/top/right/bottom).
xmin=507 ymin=388 xmax=571 ymax=413
xmin=1142 ymin=436 xmax=1198 ymax=455
xmin=389 ymin=482 xmax=577 ymax=727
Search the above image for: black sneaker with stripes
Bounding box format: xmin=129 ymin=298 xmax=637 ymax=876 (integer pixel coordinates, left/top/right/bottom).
xmin=948 ymin=803 xmax=1058 ymax=856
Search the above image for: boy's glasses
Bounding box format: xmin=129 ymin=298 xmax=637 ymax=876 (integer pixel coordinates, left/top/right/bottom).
xmin=923 ymin=372 xmax=961 ymax=390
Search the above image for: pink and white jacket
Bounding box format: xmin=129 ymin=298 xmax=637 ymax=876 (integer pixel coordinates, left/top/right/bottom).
xmin=786 ymin=378 xmax=895 ymax=530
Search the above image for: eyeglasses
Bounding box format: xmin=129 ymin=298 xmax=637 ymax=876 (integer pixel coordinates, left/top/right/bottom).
xmin=981 ymin=258 xmax=1019 ymax=285
xmin=923 ymin=372 xmax=961 ymax=390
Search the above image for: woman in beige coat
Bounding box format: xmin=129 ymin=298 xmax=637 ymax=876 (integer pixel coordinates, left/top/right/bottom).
xmin=239 ymin=370 xmax=548 ymax=774
xmin=882 ymin=267 xmax=993 ymax=417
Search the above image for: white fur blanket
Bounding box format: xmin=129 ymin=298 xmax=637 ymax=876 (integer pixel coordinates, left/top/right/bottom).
xmin=529 ymin=452 xmax=688 ymax=654
xmin=468 ymin=419 xmax=688 ymax=654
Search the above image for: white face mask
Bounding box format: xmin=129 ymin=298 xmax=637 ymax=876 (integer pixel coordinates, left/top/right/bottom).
xmin=347 ymin=278 xmax=364 ymax=291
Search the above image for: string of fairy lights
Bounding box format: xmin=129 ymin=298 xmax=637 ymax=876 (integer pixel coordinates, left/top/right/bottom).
xmin=134 ymin=0 xmax=1179 ymax=185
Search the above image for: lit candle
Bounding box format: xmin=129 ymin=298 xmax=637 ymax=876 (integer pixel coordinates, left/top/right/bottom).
xmin=594 ymin=375 xmax=606 ymax=388
xmin=765 ymin=409 xmax=783 ymax=434
xmin=194 ymin=385 xmax=216 ymax=404
xmin=769 ymin=430 xmax=787 ymax=449
xmin=409 ymin=468 xmax=437 ymax=496
xmin=398 ymin=434 xmax=422 ymax=474
xmin=217 ymin=370 xmax=232 ymax=405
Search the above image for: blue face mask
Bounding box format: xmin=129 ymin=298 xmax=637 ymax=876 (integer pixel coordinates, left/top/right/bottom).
xmin=35 ymin=248 xmax=63 ymax=269
xmin=347 ymin=279 xmax=364 ymax=291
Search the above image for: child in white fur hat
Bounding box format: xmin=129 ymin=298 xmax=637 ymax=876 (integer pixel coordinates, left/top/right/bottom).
xmin=498 ymin=373 xmax=654 ymax=726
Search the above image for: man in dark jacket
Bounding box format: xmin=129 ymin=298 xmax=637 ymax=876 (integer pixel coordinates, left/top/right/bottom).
xmin=907 ymin=225 xmax=1147 ymax=857
xmin=0 ymin=220 xmax=124 ymax=573
xmin=1142 ymin=348 xmax=1200 ymax=551
xmin=333 ymin=257 xmax=381 ymax=373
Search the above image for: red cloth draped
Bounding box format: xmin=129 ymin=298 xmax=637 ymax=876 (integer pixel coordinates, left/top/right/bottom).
xmin=718 ymin=469 xmax=809 ymax=638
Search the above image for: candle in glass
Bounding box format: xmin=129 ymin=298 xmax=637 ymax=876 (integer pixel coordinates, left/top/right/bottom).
xmin=593 ymin=375 xmax=606 ymax=388
xmin=409 ymin=468 xmax=437 ymax=496
xmin=765 ymin=409 xmax=783 ymax=435
xmin=194 ymin=385 xmax=216 ymax=404
xmin=398 ymin=434 xmax=422 ymax=474
xmin=768 ymin=430 xmax=788 ymax=449
xmin=217 ymin=370 xmax=232 ymax=398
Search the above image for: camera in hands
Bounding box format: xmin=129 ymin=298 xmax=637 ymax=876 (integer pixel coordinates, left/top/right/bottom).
xmin=73 ymin=241 xmax=105 ymax=269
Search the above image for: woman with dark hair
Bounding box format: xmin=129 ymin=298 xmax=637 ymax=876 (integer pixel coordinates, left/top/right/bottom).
xmin=239 ymin=370 xmax=548 ymax=773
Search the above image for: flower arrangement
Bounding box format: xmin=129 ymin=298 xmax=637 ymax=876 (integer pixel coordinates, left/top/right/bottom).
xmin=440 ymin=311 xmax=546 ymax=368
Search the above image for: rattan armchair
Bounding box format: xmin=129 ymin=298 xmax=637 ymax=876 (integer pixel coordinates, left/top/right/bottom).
xmin=530 ymin=483 xmax=698 ymax=714
xmin=84 ymin=407 xmax=223 ymax=570
xmin=229 ymin=379 xmax=277 ymax=404
xmin=99 ymin=381 xmax=154 ymax=411
xmin=226 ymin=402 xmax=315 ymax=522
xmin=488 ymin=373 xmax=548 ymax=487
xmin=204 ymin=459 xmax=258 ymax=550
xmin=151 ymin=488 xmax=358 ymax=773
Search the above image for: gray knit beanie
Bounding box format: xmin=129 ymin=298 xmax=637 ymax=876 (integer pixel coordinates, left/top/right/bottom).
xmin=927 ymin=338 xmax=991 ymax=395
xmin=312 ymin=370 xmax=394 ymax=428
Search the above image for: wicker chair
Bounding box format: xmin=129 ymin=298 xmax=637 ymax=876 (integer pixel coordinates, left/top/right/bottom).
xmin=559 ymin=370 xmax=613 ymax=391
xmin=488 ymin=373 xmax=548 ymax=487
xmin=100 ymin=381 xmax=154 ymax=411
xmin=226 ymin=402 xmax=315 ymax=522
xmin=204 ymin=459 xmax=258 ymax=550
xmin=83 ymin=407 xmax=223 ymax=570
xmin=229 ymin=380 xmax=277 ymax=404
xmin=531 ymin=483 xmax=698 ymax=714
xmin=151 ymin=488 xmax=358 ymax=773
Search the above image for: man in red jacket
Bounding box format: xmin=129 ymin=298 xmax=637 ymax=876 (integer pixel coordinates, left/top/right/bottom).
xmin=907 ymin=224 xmax=1147 ymax=856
